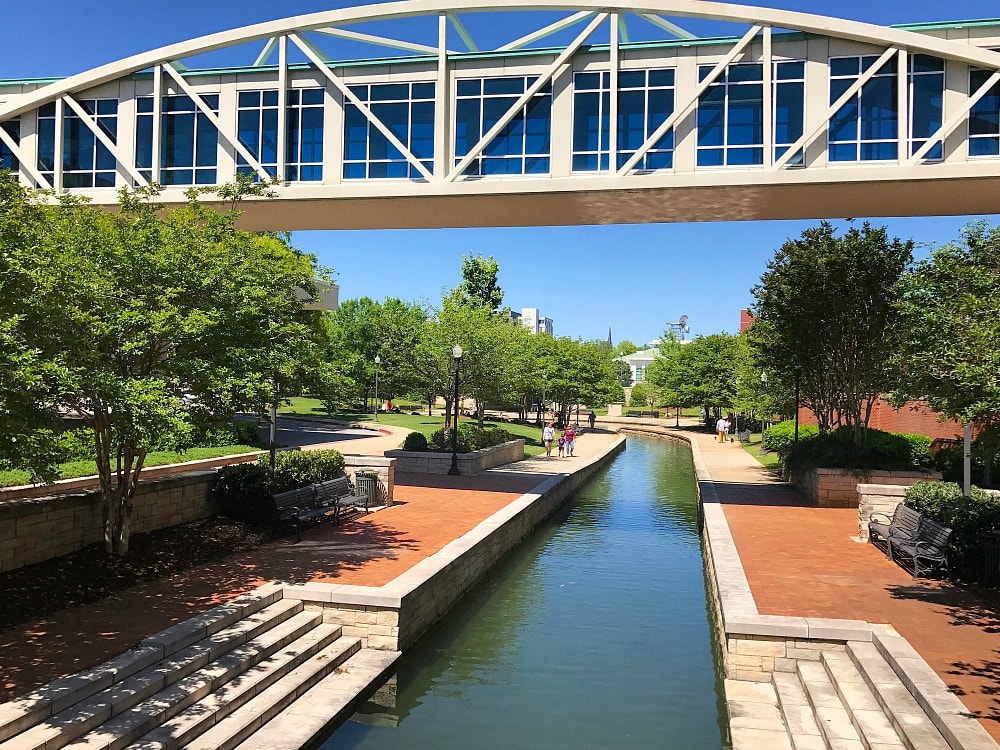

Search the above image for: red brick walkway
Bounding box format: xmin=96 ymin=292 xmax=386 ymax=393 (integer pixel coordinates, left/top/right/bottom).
xmin=692 ymin=429 xmax=1000 ymax=740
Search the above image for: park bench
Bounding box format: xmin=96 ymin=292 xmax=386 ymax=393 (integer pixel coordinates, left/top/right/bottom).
xmin=887 ymin=515 xmax=953 ymax=580
xmin=868 ymin=503 xmax=922 ymax=556
xmin=271 ymin=476 xmax=362 ymax=541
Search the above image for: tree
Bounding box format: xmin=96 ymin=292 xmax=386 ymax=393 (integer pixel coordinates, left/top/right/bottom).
xmin=613 ymin=340 xmax=638 ymax=357
xmin=457 ymin=252 xmax=503 ymax=311
xmin=0 ymin=175 xmax=328 ymax=555
xmin=646 ymin=334 xmax=739 ymax=418
xmin=894 ymin=221 xmax=1000 ymax=485
xmin=612 ymin=359 xmax=633 ymax=388
xmin=751 ymin=221 xmax=912 ymax=443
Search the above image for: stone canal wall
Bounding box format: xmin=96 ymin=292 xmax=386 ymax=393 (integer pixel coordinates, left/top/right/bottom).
xmin=282 ymin=436 xmax=626 ymax=651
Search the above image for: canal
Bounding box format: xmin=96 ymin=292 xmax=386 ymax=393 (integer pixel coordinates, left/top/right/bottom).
xmin=322 ymin=435 xmax=728 ymax=749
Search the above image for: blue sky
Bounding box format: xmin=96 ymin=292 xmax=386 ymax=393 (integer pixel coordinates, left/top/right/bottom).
xmin=3 ymin=1 xmax=999 ymax=345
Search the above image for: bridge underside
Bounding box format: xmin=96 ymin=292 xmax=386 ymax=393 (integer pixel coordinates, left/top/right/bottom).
xmin=229 ymin=175 xmax=1000 ymax=230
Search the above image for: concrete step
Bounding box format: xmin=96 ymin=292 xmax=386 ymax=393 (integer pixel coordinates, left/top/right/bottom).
xmin=821 ymin=651 xmax=906 ymax=749
xmin=234 ymin=649 xmax=402 ymax=750
xmin=847 ymin=641 xmax=961 ymax=750
xmin=725 ymin=679 xmax=793 ymax=750
xmin=0 ymin=585 xmax=283 ymax=745
xmin=771 ymin=672 xmax=826 ymax=750
xmin=57 ymin=610 xmax=322 ymax=750
xmin=174 ymin=638 xmax=365 ymax=750
xmin=124 ymin=625 xmax=349 ymax=750
xmin=797 ymin=660 xmax=866 ymax=750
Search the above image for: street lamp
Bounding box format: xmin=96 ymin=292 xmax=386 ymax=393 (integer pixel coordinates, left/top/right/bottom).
xmin=759 ymin=371 xmax=768 ymax=456
xmin=448 ymin=344 xmax=463 ymax=476
xmin=373 ymin=354 xmax=381 ymax=423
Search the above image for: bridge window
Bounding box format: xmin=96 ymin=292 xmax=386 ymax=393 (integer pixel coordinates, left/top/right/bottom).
xmin=909 ymin=55 xmax=944 ymax=160
xmin=774 ymin=61 xmax=805 ymax=165
xmin=697 ymin=63 xmax=764 ymax=167
xmin=38 ymin=100 xmax=119 ymax=188
xmin=286 ymin=88 xmax=324 ymax=182
xmin=828 ymin=55 xmax=898 ymax=162
xmin=136 ymin=94 xmax=219 ymax=186
xmin=969 ymin=66 xmax=1000 ymax=157
xmin=0 ymin=118 xmax=19 ymax=176
xmin=572 ymin=69 xmax=675 ymax=172
xmin=344 ymin=82 xmax=432 ymax=180
xmin=455 ymin=76 xmax=552 ymax=176
xmin=237 ymin=90 xmax=279 ymax=179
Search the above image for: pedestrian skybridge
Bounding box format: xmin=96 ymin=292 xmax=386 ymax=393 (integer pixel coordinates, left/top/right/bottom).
xmin=2 ymin=0 xmax=1000 ymax=229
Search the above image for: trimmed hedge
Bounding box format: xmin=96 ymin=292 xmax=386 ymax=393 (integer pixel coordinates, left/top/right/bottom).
xmin=213 ymin=448 xmax=346 ymax=524
xmin=762 ymin=420 xmax=819 ymax=455
xmin=401 ymin=432 xmax=428 ymax=451
xmin=427 ymin=424 xmax=514 ymax=453
xmin=767 ymin=421 xmax=934 ymax=473
xmin=904 ymin=481 xmax=1000 ymax=582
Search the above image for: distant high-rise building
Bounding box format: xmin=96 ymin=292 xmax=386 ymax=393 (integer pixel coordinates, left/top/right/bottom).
xmin=520 ymin=307 xmax=553 ymax=335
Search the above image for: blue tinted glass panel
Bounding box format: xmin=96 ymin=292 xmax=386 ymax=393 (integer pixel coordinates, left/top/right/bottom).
xmin=484 ymin=78 xmax=523 ymax=96
xmin=619 ymin=71 xmax=645 ymax=88
xmin=412 ymin=83 xmax=434 ymax=99
xmin=239 ymin=91 xmax=260 ymax=107
xmin=910 ymin=73 xmax=942 ymax=140
xmin=775 ymin=82 xmax=804 ymax=144
xmin=728 ymin=64 xmax=762 ymax=83
xmin=697 ymin=148 xmax=724 ymax=166
xmin=859 ymin=77 xmax=896 ymax=141
xmin=912 ymin=55 xmax=943 ymax=74
xmin=136 ymin=116 xmax=152 ymax=169
xmin=456 ymin=79 xmax=481 ymax=97
xmin=776 ymin=61 xmax=804 ymax=80
xmin=697 ymin=96 xmax=724 ymax=147
xmin=576 ymin=72 xmax=600 ymax=90
xmin=830 ymin=57 xmax=859 ymax=77
xmin=263 ymin=90 xmax=279 ymax=107
xmin=649 ymin=69 xmax=674 ymax=87
xmin=829 ymin=143 xmax=857 ymax=161
xmin=137 ymin=97 xmax=153 ymax=113
xmin=371 ymin=84 xmax=409 ymax=101
xmin=301 ymin=89 xmax=324 ymax=106
xmin=574 ymin=91 xmax=601 ymax=152
xmin=970 ymin=137 xmax=1000 ymax=156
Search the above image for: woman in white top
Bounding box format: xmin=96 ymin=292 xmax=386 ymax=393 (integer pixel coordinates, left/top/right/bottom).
xmin=542 ymin=423 xmax=555 ymax=457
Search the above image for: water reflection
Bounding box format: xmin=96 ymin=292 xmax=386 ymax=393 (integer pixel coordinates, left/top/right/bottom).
xmin=322 ymin=437 xmax=725 ymax=750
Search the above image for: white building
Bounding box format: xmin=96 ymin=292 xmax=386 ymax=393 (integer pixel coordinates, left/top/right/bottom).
xmin=619 ymin=348 xmax=659 ymax=385
xmin=519 ymin=308 xmax=553 ymax=335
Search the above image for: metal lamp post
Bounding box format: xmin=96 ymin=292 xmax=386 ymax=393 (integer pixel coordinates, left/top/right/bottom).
xmin=448 ymin=344 xmax=463 ymax=476
xmin=373 ymin=354 xmax=381 ymax=422
xmin=759 ymin=371 xmax=768 ymax=456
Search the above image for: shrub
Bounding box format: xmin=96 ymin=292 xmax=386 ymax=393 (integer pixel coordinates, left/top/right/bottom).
xmin=429 ymin=428 xmax=471 ymax=453
xmin=784 ymin=426 xmax=934 ymax=475
xmin=212 ymin=462 xmax=272 ymax=524
xmin=762 ymin=420 xmax=819 ymax=455
xmin=265 ymin=449 xmax=346 ymax=493
xmin=426 ymin=424 xmax=514 ymax=453
xmin=58 ymin=428 xmax=96 ymax=462
xmin=401 ymin=432 xmax=428 ymax=451
xmin=196 ymin=420 xmax=261 ymax=448
xmin=905 ymin=481 xmax=1000 ymax=581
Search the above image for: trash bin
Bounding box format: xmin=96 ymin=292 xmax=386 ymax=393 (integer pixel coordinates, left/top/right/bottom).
xmin=354 ymin=470 xmax=380 ymax=511
xmin=983 ymin=530 xmax=1000 ymax=587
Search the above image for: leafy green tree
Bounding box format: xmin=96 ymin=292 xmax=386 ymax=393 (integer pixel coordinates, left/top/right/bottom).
xmin=546 ymin=338 xmax=622 ymax=424
xmin=613 ymin=340 xmax=638 ymax=357
xmin=0 ymin=175 xmax=327 ymax=555
xmin=894 ymin=221 xmax=1000 ymax=484
xmin=613 ymin=359 xmax=633 ymax=388
xmin=646 ymin=334 xmax=739 ymax=417
xmin=629 ymin=382 xmax=652 ymax=408
xmin=457 ymin=252 xmax=503 ymax=311
xmin=751 ymin=221 xmax=912 ymax=443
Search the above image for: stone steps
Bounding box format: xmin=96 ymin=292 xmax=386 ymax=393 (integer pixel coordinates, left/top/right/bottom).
xmin=0 ymin=586 xmax=400 ymax=750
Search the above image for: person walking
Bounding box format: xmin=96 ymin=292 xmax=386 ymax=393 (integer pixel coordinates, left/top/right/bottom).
xmin=588 ymin=411 xmax=596 ymax=430
xmin=542 ymin=422 xmax=555 ymax=458
xmin=557 ymin=435 xmax=565 ymax=458
xmin=723 ymin=416 xmax=732 ymax=443
xmin=563 ymin=425 xmax=576 ymax=456
xmin=716 ymin=416 xmax=727 ymax=443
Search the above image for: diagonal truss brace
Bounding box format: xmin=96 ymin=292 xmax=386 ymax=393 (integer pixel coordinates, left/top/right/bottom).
xmin=448 ymin=12 xmax=608 ymax=181
xmin=618 ymin=24 xmax=762 ymax=175
xmin=162 ymin=63 xmax=273 ymax=182
xmin=774 ymin=46 xmax=897 ymax=170
xmin=0 ymin=124 xmax=51 ymax=188
xmin=290 ymin=33 xmax=434 ymax=181
xmin=498 ymin=10 xmax=595 ymax=52
xmin=908 ymin=68 xmax=1000 ymax=164
xmin=314 ymin=27 xmax=451 ymax=56
xmin=254 ymin=38 xmax=279 ymax=67
xmin=638 ymin=14 xmax=697 ymax=40
xmin=448 ymin=14 xmax=478 ymax=52
xmin=62 ymin=95 xmax=149 ymax=187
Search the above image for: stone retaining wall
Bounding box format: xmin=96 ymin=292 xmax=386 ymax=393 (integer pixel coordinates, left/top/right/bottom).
xmin=283 ymin=437 xmax=627 ymax=651
xmin=384 ymin=439 xmax=524 ymax=475
xmin=856 ymin=483 xmax=909 ymax=542
xmin=791 ymin=467 xmax=940 ymax=507
xmin=0 ymin=471 xmax=218 ymax=573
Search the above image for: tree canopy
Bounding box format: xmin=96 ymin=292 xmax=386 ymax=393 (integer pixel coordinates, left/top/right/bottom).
xmin=457 ymin=252 xmax=503 ymax=311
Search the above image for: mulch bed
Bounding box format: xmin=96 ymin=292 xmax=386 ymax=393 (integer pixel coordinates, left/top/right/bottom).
xmin=0 ymin=516 xmax=269 ymax=632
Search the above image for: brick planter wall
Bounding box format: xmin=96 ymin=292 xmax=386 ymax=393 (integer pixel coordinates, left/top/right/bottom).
xmin=791 ymin=467 xmax=941 ymax=507
xmin=0 ymin=471 xmax=218 ymax=573
xmin=384 ymin=439 xmax=524 ymax=475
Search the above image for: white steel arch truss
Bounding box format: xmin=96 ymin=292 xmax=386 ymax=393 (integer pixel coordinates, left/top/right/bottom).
xmin=2 ymin=0 xmax=1000 ymax=223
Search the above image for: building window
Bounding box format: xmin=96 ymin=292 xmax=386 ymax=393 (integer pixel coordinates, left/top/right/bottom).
xmin=774 ymin=61 xmax=805 ymax=164
xmin=828 ymin=55 xmax=898 ymax=162
xmin=697 ymin=63 xmax=764 ymax=167
xmin=455 ymin=76 xmax=552 ymax=176
xmin=285 ymin=88 xmax=324 ymax=182
xmin=136 ymin=94 xmax=219 ymax=186
xmin=39 ymin=100 xmax=119 ymax=188
xmin=909 ymin=55 xmax=944 ymax=159
xmin=970 ymin=66 xmax=1000 ymax=157
xmin=237 ymin=90 xmax=279 ymax=179
xmin=572 ymin=68 xmax=675 ymax=172
xmin=344 ymin=82 xmax=432 ymax=180
xmin=635 ymin=365 xmax=645 ymax=382
xmin=0 ymin=118 xmax=20 ymax=176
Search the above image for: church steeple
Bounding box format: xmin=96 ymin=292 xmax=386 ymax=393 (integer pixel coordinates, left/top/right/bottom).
xmin=607 ymin=327 xmax=612 ymax=347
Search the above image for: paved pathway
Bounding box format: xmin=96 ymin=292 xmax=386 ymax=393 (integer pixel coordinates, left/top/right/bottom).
xmin=688 ymin=427 xmax=1000 ymax=741
xmin=0 ymin=425 xmax=615 ymax=702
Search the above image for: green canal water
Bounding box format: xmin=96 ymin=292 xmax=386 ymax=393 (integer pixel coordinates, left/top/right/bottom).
xmin=322 ymin=436 xmax=728 ymax=749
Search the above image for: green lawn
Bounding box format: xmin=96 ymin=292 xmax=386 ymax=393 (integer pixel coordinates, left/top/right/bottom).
xmin=0 ymin=445 xmax=260 ymax=488
xmin=740 ymin=434 xmax=781 ymax=467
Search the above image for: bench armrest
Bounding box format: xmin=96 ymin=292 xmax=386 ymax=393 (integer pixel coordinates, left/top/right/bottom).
xmin=277 ymin=507 xmax=303 ymax=520
xmin=868 ymin=512 xmax=890 ymax=524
